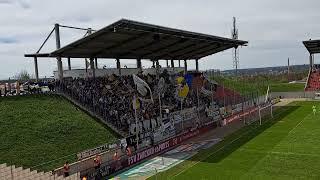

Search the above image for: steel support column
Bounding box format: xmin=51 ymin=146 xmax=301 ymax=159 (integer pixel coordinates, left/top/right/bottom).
xmin=90 ymin=58 xmax=95 ymax=78
xmin=137 ymin=59 xmax=142 ymax=70
xmin=55 ymin=23 xmax=63 ymax=80
xmin=67 ymin=57 xmax=71 ymax=70
xmin=34 ymin=57 xmax=39 ymax=82
xmin=171 ymin=60 xmax=174 ymax=69
xmin=310 ymin=53 xmax=314 ymax=70
xmin=166 ymin=60 xmax=169 ymax=67
xmin=156 ymin=60 xmax=160 ymax=79
xmin=116 ymin=59 xmax=121 ymax=75
xmin=195 ymin=59 xmax=199 ymax=72
xmin=184 ymin=60 xmax=187 ymax=74
xmin=179 ymin=60 xmax=181 ymax=67
xmin=95 ymin=58 xmax=98 ymax=69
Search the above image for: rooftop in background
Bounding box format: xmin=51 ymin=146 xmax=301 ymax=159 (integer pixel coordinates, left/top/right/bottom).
xmin=303 ymin=39 xmax=320 ymax=54
xmin=25 ymin=19 xmax=248 ymax=60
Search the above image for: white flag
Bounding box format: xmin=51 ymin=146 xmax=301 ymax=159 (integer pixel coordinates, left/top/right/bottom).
xmin=200 ymin=87 xmax=213 ymax=96
xmin=157 ymin=77 xmax=166 ymax=94
xmin=132 ymin=74 xmax=153 ymax=102
xmin=265 ymin=85 xmax=270 ymax=103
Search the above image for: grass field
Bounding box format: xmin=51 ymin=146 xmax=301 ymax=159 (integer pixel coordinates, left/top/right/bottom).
xmin=150 ymin=101 xmax=320 ymax=180
xmin=212 ymin=76 xmax=305 ymax=95
xmin=0 ymin=95 xmax=117 ymax=172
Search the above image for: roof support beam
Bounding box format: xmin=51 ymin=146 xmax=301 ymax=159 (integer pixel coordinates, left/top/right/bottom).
xmin=174 ymin=44 xmax=214 ymax=59
xmin=183 ymin=45 xmax=221 ymax=59
xmin=154 ymin=42 xmax=197 ymax=60
xmin=118 ymin=35 xmax=173 ymax=57
xmin=91 ymin=32 xmax=149 ymax=57
xmin=195 ymin=44 xmax=236 ymax=59
xmin=140 ymin=38 xmax=189 ymax=58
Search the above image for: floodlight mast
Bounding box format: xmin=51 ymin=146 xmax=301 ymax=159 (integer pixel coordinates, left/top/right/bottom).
xmin=231 ymin=17 xmax=239 ymax=76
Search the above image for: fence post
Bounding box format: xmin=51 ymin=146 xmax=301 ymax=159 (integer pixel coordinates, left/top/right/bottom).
xmin=259 ymin=106 xmax=262 ymax=125
xmin=155 ymin=168 xmax=158 ymax=180
xmin=10 ymin=165 xmax=13 ymax=180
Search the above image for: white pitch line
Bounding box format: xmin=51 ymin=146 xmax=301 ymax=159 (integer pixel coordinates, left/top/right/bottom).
xmin=288 ymin=112 xmax=312 ymax=134
xmin=171 ymin=107 xmax=296 ymax=179
xmin=171 ymin=127 xmax=255 ymax=179
xmin=239 ymin=148 xmax=320 ymax=158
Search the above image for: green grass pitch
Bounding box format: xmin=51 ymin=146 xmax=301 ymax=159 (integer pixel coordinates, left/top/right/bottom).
xmin=150 ymin=101 xmax=320 ymax=180
xmin=0 ymin=95 xmax=117 ymax=172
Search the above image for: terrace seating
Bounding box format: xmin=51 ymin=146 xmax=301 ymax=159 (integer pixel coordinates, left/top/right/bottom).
xmin=213 ymin=85 xmax=243 ymax=105
xmin=305 ymin=66 xmax=320 ymax=91
xmin=0 ymin=163 xmax=79 ymax=180
xmin=56 ymin=72 xmax=217 ymax=136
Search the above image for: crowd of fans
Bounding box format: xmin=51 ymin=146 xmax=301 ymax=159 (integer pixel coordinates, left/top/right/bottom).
xmin=0 ymin=80 xmax=56 ymax=97
xmin=56 ymin=70 xmax=212 ymax=135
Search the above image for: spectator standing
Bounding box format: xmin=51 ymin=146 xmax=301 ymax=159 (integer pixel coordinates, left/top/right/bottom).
xmin=93 ymin=155 xmax=101 ymax=169
xmin=63 ymin=161 xmax=70 ymax=177
xmin=94 ymin=154 xmax=102 ymax=180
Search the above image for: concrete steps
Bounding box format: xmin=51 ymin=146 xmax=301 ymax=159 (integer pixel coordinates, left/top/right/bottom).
xmin=0 ymin=163 xmax=80 ymax=180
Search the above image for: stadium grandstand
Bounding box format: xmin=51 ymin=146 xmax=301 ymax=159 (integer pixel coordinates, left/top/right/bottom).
xmin=15 ymin=18 xmax=255 ymax=179
xmin=303 ymin=39 xmax=320 ymax=91
xmin=1 ymin=18 xmax=283 ymax=180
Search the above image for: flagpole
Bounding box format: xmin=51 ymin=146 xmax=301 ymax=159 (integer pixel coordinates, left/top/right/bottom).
xmin=196 ymin=88 xmax=200 ymax=121
xmin=211 ymin=84 xmax=214 ymax=106
xmin=134 ymin=95 xmax=139 ymax=150
xmin=181 ymin=98 xmax=183 ymax=130
xmin=197 ymin=88 xmax=200 ymax=107
xmin=159 ymin=93 xmax=162 ymax=119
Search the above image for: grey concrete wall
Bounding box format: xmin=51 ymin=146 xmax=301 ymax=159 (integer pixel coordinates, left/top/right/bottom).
xmin=270 ymin=91 xmax=316 ymax=99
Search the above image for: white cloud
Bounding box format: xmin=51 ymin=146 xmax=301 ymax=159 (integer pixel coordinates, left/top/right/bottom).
xmin=0 ymin=0 xmax=320 ymax=79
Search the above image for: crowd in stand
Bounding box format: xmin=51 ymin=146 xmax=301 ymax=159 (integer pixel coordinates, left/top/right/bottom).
xmin=0 ymin=80 xmax=56 ymax=97
xmin=56 ymin=70 xmax=212 ymax=135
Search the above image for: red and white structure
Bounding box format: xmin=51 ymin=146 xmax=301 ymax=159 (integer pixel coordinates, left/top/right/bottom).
xmin=303 ymin=40 xmax=320 ymax=91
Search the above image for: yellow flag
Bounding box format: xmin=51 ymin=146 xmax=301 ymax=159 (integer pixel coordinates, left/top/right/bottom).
xmin=132 ymin=96 xmax=140 ymax=110
xmin=178 ymin=84 xmax=189 ymax=98
xmin=176 ymin=76 xmax=184 ymax=84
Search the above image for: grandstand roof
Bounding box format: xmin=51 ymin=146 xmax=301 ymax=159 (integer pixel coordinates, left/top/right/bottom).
xmin=25 ymin=19 xmax=247 ymax=60
xmin=303 ymin=39 xmax=320 ymax=54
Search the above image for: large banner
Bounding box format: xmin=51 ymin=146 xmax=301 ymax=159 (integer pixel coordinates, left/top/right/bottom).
xmin=170 ymin=107 xmax=198 ymax=125
xmin=77 ymin=142 xmax=118 ymax=161
xmin=153 ymin=118 xmax=176 ymax=143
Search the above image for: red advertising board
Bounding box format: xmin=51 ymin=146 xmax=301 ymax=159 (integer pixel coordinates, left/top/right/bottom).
xmin=226 ymin=107 xmax=258 ymax=124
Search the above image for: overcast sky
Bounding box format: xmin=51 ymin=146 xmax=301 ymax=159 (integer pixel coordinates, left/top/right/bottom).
xmin=0 ymin=0 xmax=319 ymax=79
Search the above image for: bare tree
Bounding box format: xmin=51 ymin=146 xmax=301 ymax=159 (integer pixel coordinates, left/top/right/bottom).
xmin=14 ymin=70 xmax=31 ymax=81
